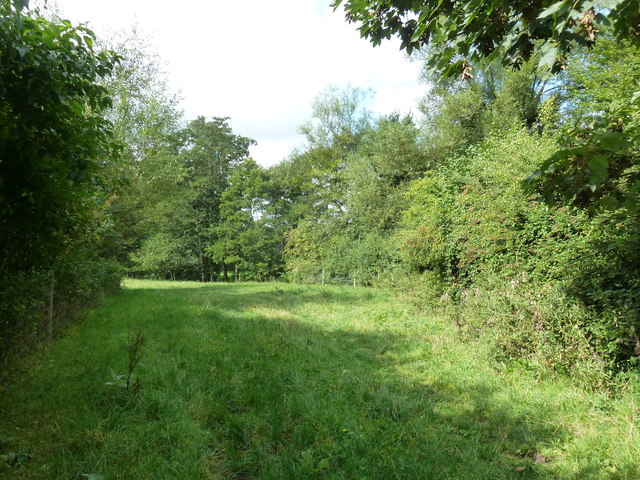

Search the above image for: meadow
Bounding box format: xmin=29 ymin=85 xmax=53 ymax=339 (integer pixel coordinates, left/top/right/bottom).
xmin=1 ymin=280 xmax=638 ymax=479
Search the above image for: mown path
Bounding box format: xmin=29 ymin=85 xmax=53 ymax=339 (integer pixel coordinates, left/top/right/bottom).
xmin=1 ymin=280 xmax=638 ymax=479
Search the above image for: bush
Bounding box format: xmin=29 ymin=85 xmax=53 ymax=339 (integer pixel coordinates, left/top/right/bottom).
xmin=0 ymin=251 xmax=122 ymax=372
xmin=398 ymin=126 xmax=639 ymax=383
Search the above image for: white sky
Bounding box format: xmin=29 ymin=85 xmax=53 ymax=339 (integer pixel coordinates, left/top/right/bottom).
xmin=53 ymin=0 xmax=426 ymax=166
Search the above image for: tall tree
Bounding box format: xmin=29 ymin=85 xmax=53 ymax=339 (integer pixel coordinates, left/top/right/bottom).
xmin=0 ymin=1 xmax=119 ymax=272
xmin=98 ymin=28 xmax=183 ymax=264
xmin=346 ymin=114 xmax=428 ymax=232
xmin=529 ymin=37 xmax=640 ymax=212
xmin=0 ymin=1 xmax=123 ymax=361
xmin=208 ymin=158 xmax=264 ymax=281
xmin=180 ymin=117 xmax=255 ymax=281
xmin=334 ymin=0 xmax=640 ymax=213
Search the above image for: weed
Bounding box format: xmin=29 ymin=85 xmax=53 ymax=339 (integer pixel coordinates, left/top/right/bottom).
xmin=105 ymin=327 xmax=146 ymax=393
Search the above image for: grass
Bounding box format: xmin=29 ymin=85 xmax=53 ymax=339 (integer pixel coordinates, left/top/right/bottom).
xmin=1 ymin=279 xmax=638 ymax=479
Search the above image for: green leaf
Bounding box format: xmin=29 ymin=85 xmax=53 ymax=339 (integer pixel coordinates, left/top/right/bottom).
xmin=588 ymin=154 xmax=609 ymax=184
xmin=68 ymin=99 xmax=84 ymax=115
xmin=316 ymin=457 xmax=331 ymax=471
xmin=595 ymin=0 xmax=624 ymax=9
xmin=538 ymin=44 xmax=558 ymax=70
xmin=538 ymin=1 xmax=566 ymax=19
xmin=2 ymin=452 xmax=29 ymax=466
xmin=596 ymin=131 xmax=631 ymax=153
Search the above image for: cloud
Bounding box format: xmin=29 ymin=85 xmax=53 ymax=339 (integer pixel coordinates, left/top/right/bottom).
xmin=57 ymin=0 xmax=426 ymax=166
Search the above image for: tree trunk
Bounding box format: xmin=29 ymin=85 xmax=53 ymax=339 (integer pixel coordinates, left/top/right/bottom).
xmin=197 ymin=238 xmax=205 ymax=282
xmin=223 ymin=262 xmax=229 ymax=282
xmin=234 ymin=263 xmax=239 ymax=282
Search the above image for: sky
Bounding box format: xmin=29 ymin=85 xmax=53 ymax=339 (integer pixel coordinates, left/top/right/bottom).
xmin=52 ymin=0 xmax=426 ymax=166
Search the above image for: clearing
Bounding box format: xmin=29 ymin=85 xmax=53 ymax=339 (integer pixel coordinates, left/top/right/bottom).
xmin=1 ymin=280 xmax=638 ymax=479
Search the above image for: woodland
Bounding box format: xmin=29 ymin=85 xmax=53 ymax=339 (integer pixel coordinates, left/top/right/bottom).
xmin=1 ymin=0 xmax=639 ymax=387
xmin=1 ymin=1 xmax=640 ymax=478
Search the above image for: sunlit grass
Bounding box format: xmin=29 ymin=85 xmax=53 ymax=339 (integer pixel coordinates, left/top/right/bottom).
xmin=1 ymin=280 xmax=638 ymax=479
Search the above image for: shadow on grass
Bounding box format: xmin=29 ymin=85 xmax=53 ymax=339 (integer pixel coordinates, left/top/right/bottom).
xmin=1 ymin=283 xmax=622 ymax=479
xmin=113 ymin=284 xmax=566 ymax=479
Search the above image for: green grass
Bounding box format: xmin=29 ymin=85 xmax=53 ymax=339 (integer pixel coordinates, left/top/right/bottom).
xmin=1 ymin=279 xmax=638 ymax=479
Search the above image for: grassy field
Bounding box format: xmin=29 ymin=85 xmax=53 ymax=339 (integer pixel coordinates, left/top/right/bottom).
xmin=1 ymin=280 xmax=638 ymax=479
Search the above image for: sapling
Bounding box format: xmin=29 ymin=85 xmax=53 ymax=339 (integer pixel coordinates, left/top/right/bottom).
xmin=125 ymin=327 xmax=146 ymax=391
xmin=105 ymin=327 xmax=146 ymax=392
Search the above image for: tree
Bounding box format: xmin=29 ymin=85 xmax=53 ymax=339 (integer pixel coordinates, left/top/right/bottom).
xmin=208 ymin=158 xmax=264 ymax=281
xmin=179 ymin=117 xmax=255 ymax=281
xmin=101 ymin=28 xmax=182 ymax=164
xmin=299 ymin=84 xmax=371 ymax=149
xmin=98 ymin=28 xmax=183 ymax=265
xmin=128 ymin=117 xmax=255 ymax=281
xmin=333 ymin=0 xmax=639 ymax=77
xmin=0 ymin=1 xmax=123 ymax=362
xmin=128 ymin=145 xmax=196 ymax=279
xmin=334 ymin=0 xmax=640 ymax=213
xmin=0 ymin=1 xmax=119 ymax=272
xmin=346 ymin=114 xmax=428 ymax=232
xmin=528 ymin=38 xmax=640 ymax=212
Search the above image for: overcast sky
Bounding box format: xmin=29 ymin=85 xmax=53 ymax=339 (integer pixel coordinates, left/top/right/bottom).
xmin=53 ymin=0 xmax=426 ymax=166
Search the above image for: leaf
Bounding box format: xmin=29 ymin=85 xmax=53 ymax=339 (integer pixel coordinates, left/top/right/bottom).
xmin=596 ymin=131 xmax=631 ymax=153
xmin=588 ymin=154 xmax=609 ymax=184
xmin=538 ymin=1 xmax=566 ymax=19
xmin=316 ymin=457 xmax=331 ymax=471
xmin=68 ymin=99 xmax=84 ymax=115
xmin=3 ymin=451 xmax=30 ymax=466
xmin=595 ymin=0 xmax=624 ymax=9
xmin=538 ymin=44 xmax=558 ymax=71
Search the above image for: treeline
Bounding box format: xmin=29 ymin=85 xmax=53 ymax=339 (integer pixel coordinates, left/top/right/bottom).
xmin=277 ymin=43 xmax=639 ymax=382
xmin=2 ymin=2 xmax=639 ymax=384
xmin=115 ymin=34 xmax=639 ymax=381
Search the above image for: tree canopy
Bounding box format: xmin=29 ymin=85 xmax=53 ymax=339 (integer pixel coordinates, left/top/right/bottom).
xmin=0 ymin=0 xmax=119 ymax=271
xmin=332 ymin=0 xmax=640 ymax=77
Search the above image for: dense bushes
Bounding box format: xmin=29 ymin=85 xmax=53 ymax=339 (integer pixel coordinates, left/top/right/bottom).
xmin=0 ymin=252 xmax=122 ymax=370
xmin=0 ymin=4 xmax=122 ymax=370
xmin=279 ymin=49 xmax=639 ymax=384
xmin=396 ymin=126 xmax=639 ymax=382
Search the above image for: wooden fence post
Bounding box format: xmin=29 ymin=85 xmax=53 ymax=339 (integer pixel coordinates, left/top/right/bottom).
xmin=48 ymin=269 xmax=54 ymax=337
